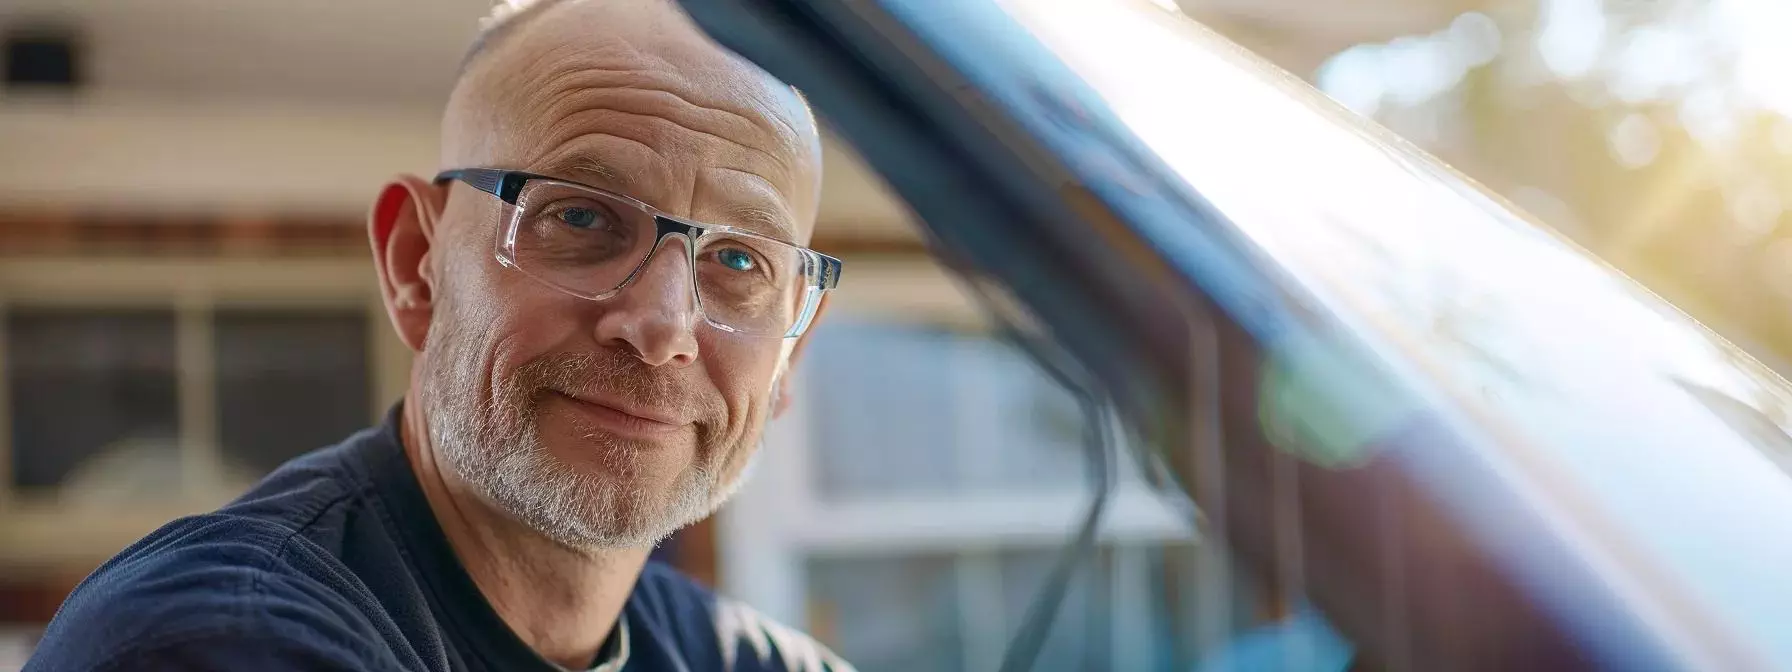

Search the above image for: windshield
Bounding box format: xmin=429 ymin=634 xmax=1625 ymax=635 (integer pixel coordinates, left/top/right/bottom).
xmin=985 ymin=0 xmax=1792 ymax=666
xmin=674 ymin=0 xmax=1792 ymax=667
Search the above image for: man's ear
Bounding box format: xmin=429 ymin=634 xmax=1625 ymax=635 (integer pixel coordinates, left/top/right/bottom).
xmin=772 ymin=293 xmax=831 ymax=418
xmin=369 ymin=175 xmax=448 ymax=352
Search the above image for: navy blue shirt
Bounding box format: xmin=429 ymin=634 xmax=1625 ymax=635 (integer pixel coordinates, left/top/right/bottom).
xmin=27 ymin=408 xmax=850 ymax=672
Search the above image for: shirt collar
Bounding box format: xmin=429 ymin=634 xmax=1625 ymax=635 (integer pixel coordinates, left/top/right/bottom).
xmin=584 ymin=614 xmax=631 ymax=672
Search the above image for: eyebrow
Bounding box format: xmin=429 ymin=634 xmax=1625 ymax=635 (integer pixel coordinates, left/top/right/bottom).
xmin=726 ymin=204 xmax=797 ymax=242
xmin=540 ymin=153 xmax=631 ymax=192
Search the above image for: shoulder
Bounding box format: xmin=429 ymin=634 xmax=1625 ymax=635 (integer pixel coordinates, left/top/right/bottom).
xmin=29 ymin=437 xmax=395 ymax=671
xmin=30 ymin=513 xmax=397 ymax=671
xmin=628 ymin=562 xmax=855 ymax=672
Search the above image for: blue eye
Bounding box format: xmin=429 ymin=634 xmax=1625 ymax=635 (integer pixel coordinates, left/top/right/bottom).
xmin=558 ymin=207 xmax=599 ymax=228
xmin=716 ymin=248 xmax=756 ymax=272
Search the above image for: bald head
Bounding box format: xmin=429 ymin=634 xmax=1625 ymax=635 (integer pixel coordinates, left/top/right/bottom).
xmin=442 ymin=0 xmax=824 ymax=236
xmin=456 ymin=0 xmax=572 ymax=76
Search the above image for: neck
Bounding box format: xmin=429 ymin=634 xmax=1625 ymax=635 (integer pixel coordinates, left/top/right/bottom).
xmin=401 ymin=393 xmax=650 ymax=670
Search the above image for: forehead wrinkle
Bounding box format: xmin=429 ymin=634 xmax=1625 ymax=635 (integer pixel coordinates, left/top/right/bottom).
xmin=523 ymin=26 xmax=806 ymax=156
xmin=490 ymin=40 xmax=593 ymax=113
xmin=509 ymin=52 xmax=800 ymax=166
xmin=532 ymin=95 xmax=794 ymax=185
xmin=629 ymin=72 xmax=800 ymax=157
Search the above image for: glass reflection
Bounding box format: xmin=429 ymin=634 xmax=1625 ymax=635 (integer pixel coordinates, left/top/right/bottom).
xmin=998 ymin=0 xmax=1792 ymax=662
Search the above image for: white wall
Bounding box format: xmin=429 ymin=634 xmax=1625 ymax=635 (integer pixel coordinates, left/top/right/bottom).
xmin=0 ymin=96 xmax=440 ymax=218
xmin=0 ymin=94 xmax=919 ymax=242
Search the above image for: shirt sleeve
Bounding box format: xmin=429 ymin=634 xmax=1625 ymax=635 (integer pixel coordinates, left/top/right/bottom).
xmin=30 ymin=570 xmax=404 ymax=672
xmin=25 ymin=517 xmax=405 ymax=672
xmin=91 ymin=628 xmax=377 ymax=672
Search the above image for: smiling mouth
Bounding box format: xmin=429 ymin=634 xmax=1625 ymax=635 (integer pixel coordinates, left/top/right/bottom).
xmin=547 ymin=390 xmax=688 ymax=440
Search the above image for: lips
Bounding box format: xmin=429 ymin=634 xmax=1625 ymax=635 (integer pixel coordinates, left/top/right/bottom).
xmin=547 ymin=389 xmax=690 ymax=439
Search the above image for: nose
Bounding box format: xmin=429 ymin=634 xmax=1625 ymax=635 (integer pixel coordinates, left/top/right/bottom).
xmin=592 ymin=234 xmax=701 ymax=366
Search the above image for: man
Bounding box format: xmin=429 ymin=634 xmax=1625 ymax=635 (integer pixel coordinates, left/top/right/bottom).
xmin=27 ymin=1 xmax=849 ymax=670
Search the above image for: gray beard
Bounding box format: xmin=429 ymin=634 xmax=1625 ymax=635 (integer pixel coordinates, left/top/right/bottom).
xmin=416 ymin=292 xmax=750 ymax=552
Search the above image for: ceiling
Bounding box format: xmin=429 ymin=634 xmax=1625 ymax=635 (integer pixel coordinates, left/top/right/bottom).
xmin=0 ymin=0 xmax=919 ymax=239
xmin=0 ymin=0 xmax=1485 ymax=233
xmin=1 ymin=0 xmax=488 ymax=106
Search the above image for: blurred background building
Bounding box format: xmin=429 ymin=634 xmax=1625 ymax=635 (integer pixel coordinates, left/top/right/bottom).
xmin=2 ymin=0 xmax=1790 ymax=670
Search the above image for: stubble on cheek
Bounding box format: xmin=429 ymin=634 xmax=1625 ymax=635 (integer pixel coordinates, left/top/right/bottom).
xmin=421 ymin=256 xmax=784 ymax=548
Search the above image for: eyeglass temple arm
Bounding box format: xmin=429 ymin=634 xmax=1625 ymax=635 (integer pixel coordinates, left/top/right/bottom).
xmin=816 ymin=254 xmax=843 ymax=290
xmin=434 ymin=168 xmax=530 ymax=204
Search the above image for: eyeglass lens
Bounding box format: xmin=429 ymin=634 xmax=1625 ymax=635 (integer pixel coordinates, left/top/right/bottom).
xmin=508 ymin=180 xmax=811 ymax=336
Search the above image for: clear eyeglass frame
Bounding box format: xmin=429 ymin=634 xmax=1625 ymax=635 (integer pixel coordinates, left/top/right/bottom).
xmin=435 ymin=168 xmax=842 ymax=339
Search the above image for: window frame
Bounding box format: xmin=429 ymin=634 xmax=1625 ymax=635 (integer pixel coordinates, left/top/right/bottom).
xmin=717 ymin=255 xmax=1209 ymax=670
xmin=0 ymin=256 xmax=408 ymax=569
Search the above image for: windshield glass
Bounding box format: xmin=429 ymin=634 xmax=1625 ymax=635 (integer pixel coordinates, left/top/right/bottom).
xmin=673 ymin=0 xmax=1792 ymax=666
xmin=980 ymin=0 xmax=1792 ymax=665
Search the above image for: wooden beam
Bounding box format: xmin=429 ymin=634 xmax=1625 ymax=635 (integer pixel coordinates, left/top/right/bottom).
xmin=0 ymin=211 xmax=365 ymax=258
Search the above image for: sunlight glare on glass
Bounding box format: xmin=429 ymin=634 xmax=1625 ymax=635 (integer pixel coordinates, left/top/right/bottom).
xmin=1537 ymin=0 xmax=1606 ymax=78
xmin=994 ymin=1 xmax=1792 ymax=656
xmin=1611 ymin=25 xmax=1703 ymax=104
xmin=1448 ymin=12 xmax=1502 ymax=67
xmin=1727 ymin=182 xmax=1783 ymax=242
xmin=1716 ymin=0 xmax=1792 ymax=119
xmin=1314 ymin=12 xmax=1501 ymax=118
xmin=1596 ymin=0 xmax=1792 ymax=124
xmin=1327 ymin=0 xmax=1792 ymax=149
xmin=1315 ymin=45 xmax=1386 ymax=116
xmin=1678 ymin=87 xmax=1741 ymax=146
xmin=1607 ymin=113 xmax=1662 ymax=169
